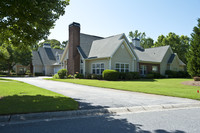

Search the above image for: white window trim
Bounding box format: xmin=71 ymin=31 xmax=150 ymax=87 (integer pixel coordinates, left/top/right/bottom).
xmin=140 ymin=65 xmax=147 ymax=75
xmin=91 ymin=63 xmax=105 ymax=75
xmin=115 ymin=62 xmax=130 ymax=72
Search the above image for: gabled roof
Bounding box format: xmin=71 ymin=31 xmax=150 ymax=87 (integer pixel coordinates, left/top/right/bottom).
xmin=168 ymin=53 xmax=186 ymax=66
xmin=133 ymin=45 xmax=170 ymax=63
xmin=88 ymin=34 xmax=124 ymax=58
xmin=168 ymin=53 xmax=176 ymax=64
xmin=32 ymin=47 xmax=63 ymax=66
xmin=79 ymin=33 xmax=104 ymax=58
xmin=32 ymin=51 xmax=43 ymax=66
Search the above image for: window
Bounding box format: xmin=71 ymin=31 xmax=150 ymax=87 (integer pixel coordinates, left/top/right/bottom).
xmin=152 ymin=66 xmax=158 ymax=72
xmin=140 ymin=65 xmax=147 ymax=75
xmin=92 ymin=63 xmax=105 ymax=75
xmin=115 ymin=63 xmax=129 ymax=72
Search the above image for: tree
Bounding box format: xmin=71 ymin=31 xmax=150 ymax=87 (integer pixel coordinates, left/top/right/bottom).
xmin=129 ymin=30 xmax=154 ymax=48
xmin=39 ymin=39 xmax=62 ymax=49
xmin=142 ymin=37 xmax=154 ymax=48
xmin=0 ymin=0 xmax=69 ymax=48
xmin=0 ymin=45 xmax=32 ymax=74
xmin=154 ymin=32 xmax=190 ymax=63
xmin=62 ymin=40 xmax=68 ymax=49
xmin=187 ymin=18 xmax=200 ymax=77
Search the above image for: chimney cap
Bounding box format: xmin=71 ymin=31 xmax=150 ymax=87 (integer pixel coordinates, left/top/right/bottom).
xmin=132 ymin=38 xmax=140 ymax=41
xmin=43 ymin=43 xmax=51 ymax=48
xmin=69 ymin=22 xmax=80 ymax=27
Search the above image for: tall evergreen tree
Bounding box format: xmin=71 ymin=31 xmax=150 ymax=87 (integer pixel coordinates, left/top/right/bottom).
xmin=187 ymin=18 xmax=200 ymax=77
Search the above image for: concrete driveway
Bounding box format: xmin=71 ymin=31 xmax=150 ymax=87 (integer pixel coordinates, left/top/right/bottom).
xmin=4 ymin=77 xmax=199 ymax=110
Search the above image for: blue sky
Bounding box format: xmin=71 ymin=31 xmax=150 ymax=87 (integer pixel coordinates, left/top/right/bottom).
xmin=48 ymin=0 xmax=200 ymax=43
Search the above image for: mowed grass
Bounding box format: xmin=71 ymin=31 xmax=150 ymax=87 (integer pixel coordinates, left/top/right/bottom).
xmin=0 ymin=78 xmax=78 ymax=115
xmin=47 ymin=78 xmax=200 ymax=100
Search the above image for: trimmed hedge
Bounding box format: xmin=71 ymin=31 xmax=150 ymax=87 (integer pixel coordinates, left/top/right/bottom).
xmin=57 ymin=69 xmax=67 ymax=79
xmin=147 ymin=72 xmax=165 ymax=79
xmin=75 ymin=73 xmax=84 ymax=79
xmin=119 ymin=72 xmax=140 ymax=80
xmin=102 ymin=70 xmax=119 ymax=81
xmin=165 ymin=70 xmax=189 ymax=78
xmin=35 ymin=72 xmax=44 ymax=76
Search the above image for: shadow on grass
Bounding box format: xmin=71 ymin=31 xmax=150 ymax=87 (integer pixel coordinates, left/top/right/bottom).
xmin=0 ymin=95 xmax=78 ymax=115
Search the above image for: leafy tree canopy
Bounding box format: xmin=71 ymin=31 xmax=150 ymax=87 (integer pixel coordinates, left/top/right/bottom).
xmin=129 ymin=30 xmax=154 ymax=48
xmin=187 ymin=18 xmax=200 ymax=77
xmin=0 ymin=0 xmax=69 ymax=48
xmin=0 ymin=44 xmax=32 ymax=74
xmin=154 ymin=32 xmax=190 ymax=63
xmin=39 ymin=39 xmax=62 ymax=49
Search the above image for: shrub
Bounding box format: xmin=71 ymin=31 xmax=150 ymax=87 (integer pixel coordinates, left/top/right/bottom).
xmin=146 ymin=74 xmax=154 ymax=79
xmin=85 ymin=74 xmax=92 ymax=79
xmin=34 ymin=72 xmax=44 ymax=76
xmin=57 ymin=69 xmax=67 ymax=79
xmin=165 ymin=70 xmax=189 ymax=78
xmin=75 ymin=73 xmax=84 ymax=79
xmin=67 ymin=74 xmax=74 ymax=79
xmin=118 ymin=72 xmax=127 ymax=80
xmin=91 ymin=74 xmax=102 ymax=80
xmin=129 ymin=72 xmax=140 ymax=79
xmin=148 ymin=72 xmax=164 ymax=78
xmin=102 ymin=70 xmax=119 ymax=81
xmin=53 ymin=74 xmax=59 ymax=79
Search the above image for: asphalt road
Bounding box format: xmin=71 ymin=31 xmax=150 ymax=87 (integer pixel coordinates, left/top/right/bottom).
xmin=4 ymin=77 xmax=199 ymax=110
xmin=1 ymin=107 xmax=200 ymax=133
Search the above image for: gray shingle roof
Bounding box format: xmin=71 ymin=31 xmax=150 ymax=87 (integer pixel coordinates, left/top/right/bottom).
xmin=88 ymin=34 xmax=124 ymax=58
xmin=32 ymin=51 xmax=42 ymax=66
xmin=79 ymin=33 xmax=103 ymax=58
xmin=32 ymin=47 xmax=63 ymax=66
xmin=134 ymin=45 xmax=170 ymax=63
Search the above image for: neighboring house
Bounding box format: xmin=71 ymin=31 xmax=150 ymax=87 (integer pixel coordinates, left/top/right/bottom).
xmin=13 ymin=64 xmax=30 ymax=74
xmin=131 ymin=39 xmax=185 ymax=75
xmin=60 ymin=22 xmax=185 ymax=76
xmin=32 ymin=44 xmax=63 ymax=76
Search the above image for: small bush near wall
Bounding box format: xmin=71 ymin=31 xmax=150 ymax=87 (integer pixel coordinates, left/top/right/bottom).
xmin=118 ymin=72 xmax=140 ymax=80
xmin=85 ymin=74 xmax=92 ymax=79
xmin=148 ymin=72 xmax=164 ymax=79
xmin=57 ymin=69 xmax=67 ymax=79
xmin=130 ymin=72 xmax=140 ymax=79
xmin=102 ymin=70 xmax=119 ymax=81
xmin=91 ymin=74 xmax=102 ymax=80
xmin=35 ymin=72 xmax=44 ymax=76
xmin=53 ymin=74 xmax=59 ymax=79
xmin=146 ymin=74 xmax=154 ymax=79
xmin=75 ymin=73 xmax=84 ymax=79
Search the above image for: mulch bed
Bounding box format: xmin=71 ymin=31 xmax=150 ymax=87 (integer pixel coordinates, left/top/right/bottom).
xmin=182 ymin=81 xmax=200 ymax=86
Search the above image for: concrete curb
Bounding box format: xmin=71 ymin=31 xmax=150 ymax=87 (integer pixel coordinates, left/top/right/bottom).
xmin=1 ymin=102 xmax=200 ymax=125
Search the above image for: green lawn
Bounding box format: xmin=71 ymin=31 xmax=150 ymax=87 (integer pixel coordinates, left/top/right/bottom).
xmin=47 ymin=78 xmax=200 ymax=100
xmin=0 ymin=78 xmax=78 ymax=115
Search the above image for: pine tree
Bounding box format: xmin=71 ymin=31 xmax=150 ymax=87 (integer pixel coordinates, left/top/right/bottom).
xmin=187 ymin=18 xmax=200 ymax=77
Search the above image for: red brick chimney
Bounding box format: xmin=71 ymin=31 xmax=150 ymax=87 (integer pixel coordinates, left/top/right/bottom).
xmin=67 ymin=22 xmax=80 ymax=75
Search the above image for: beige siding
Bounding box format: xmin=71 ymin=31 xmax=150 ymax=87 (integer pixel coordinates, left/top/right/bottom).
xmin=45 ymin=66 xmax=54 ymax=76
xmin=160 ymin=48 xmax=172 ymax=75
xmin=34 ymin=65 xmax=43 ymax=73
xmin=170 ymin=56 xmax=185 ymax=71
xmin=85 ymin=58 xmax=109 ymax=75
xmin=111 ymin=42 xmax=136 ymax=72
